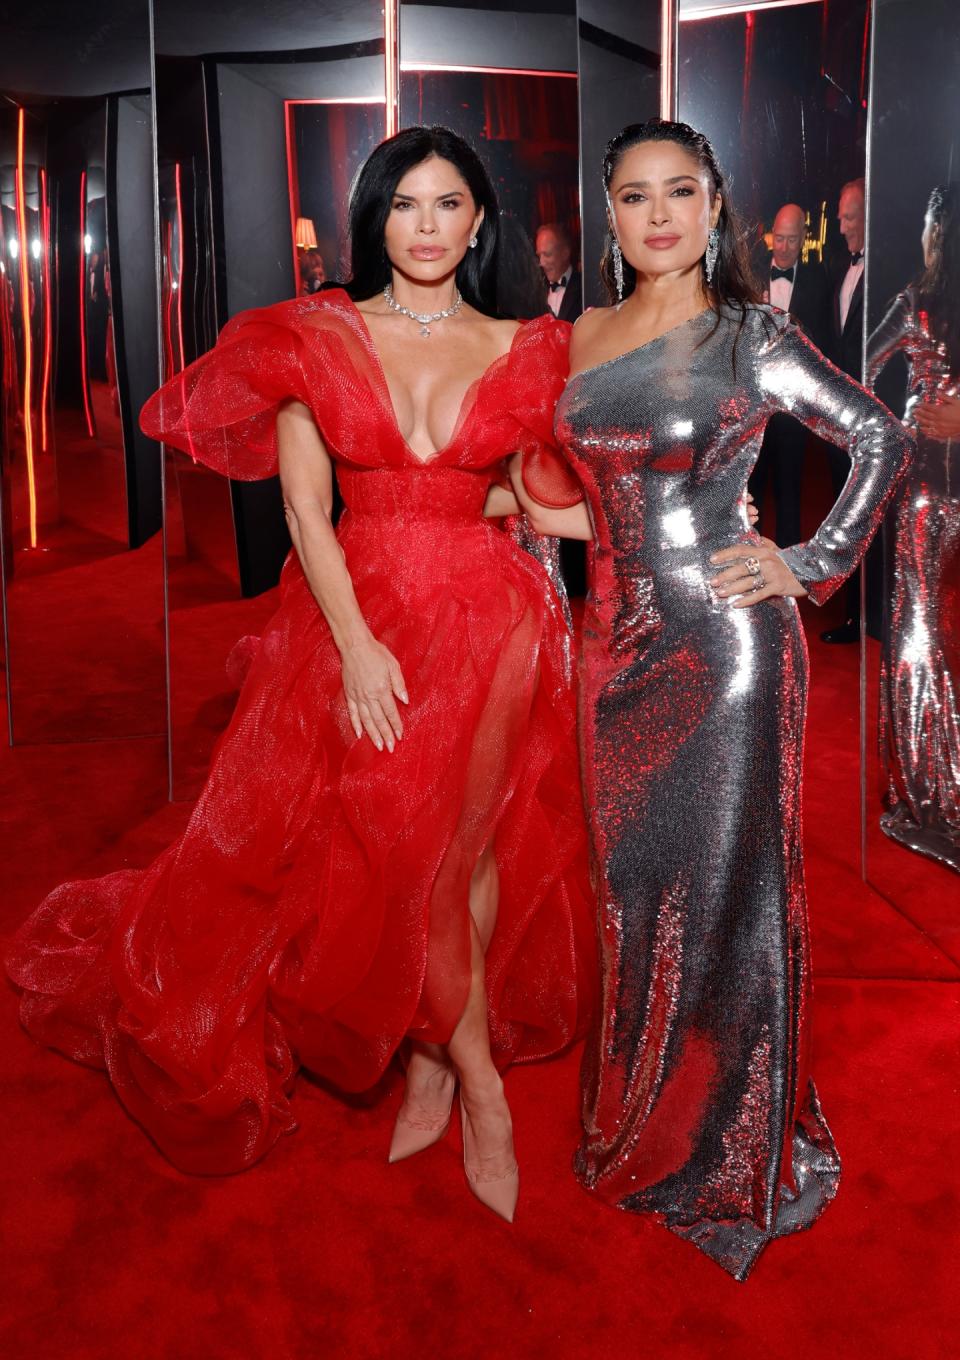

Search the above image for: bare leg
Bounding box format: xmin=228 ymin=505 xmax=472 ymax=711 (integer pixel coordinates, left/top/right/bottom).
xmin=446 ymin=851 xmax=518 ymax=1207
xmin=402 ymin=849 xmax=500 ymax=1114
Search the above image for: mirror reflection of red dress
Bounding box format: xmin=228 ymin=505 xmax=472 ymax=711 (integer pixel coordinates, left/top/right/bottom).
xmin=5 ymin=291 xmax=597 ymax=1174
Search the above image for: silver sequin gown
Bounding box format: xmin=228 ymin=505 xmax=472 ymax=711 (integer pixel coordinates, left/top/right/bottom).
xmin=553 ymin=305 xmax=912 ymax=1279
xmin=867 ymin=288 xmax=960 ymax=872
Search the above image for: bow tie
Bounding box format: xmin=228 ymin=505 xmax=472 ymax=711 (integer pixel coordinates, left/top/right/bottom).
xmin=771 ymin=266 xmax=794 ymax=282
xmin=849 ymin=251 xmax=863 ymax=265
xmin=549 ymin=278 xmax=566 ymax=291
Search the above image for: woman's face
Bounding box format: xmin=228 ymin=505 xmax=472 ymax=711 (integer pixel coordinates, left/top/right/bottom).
xmin=608 ymin=139 xmax=721 ymax=284
xmin=921 ymin=211 xmax=940 ymax=269
xmin=384 ymin=155 xmax=484 ymax=283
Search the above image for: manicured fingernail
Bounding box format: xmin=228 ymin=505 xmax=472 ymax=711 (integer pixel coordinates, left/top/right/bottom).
xmin=400 ymin=692 xmax=409 ymax=704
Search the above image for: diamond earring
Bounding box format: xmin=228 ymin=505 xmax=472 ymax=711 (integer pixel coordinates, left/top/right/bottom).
xmin=469 ymin=236 xmax=478 ymax=249
xmin=704 ymin=226 xmax=720 ymax=284
xmin=612 ymin=238 xmax=625 ymax=301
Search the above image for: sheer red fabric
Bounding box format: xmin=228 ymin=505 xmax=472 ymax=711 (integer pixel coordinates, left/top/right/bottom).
xmin=6 ymin=291 xmax=597 ymax=1174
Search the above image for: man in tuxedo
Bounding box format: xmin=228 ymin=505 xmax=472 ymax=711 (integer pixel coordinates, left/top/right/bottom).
xmin=535 ymin=222 xmax=582 ymax=322
xmin=822 ymin=177 xmax=875 ymax=643
xmin=749 ymin=203 xmax=831 ymax=548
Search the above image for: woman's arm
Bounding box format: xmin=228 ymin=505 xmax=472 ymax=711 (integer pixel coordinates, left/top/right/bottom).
xmin=483 ymin=483 xmax=522 ymax=518
xmin=718 ymin=321 xmax=913 ymax=607
xmin=277 ymin=399 xmax=407 ymax=753
xmin=506 ymin=454 xmax=594 ymax=540
xmin=865 ymin=290 xmax=912 ymax=388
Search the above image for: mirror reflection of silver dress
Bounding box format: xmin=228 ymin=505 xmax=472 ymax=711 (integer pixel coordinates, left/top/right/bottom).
xmin=867 ymin=287 xmax=960 ymax=872
xmin=551 ymin=305 xmax=912 ymax=1279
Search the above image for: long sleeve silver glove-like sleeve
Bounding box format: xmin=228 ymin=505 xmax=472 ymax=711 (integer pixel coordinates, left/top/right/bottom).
xmin=865 ymin=290 xmax=913 ymax=389
xmin=758 ymin=319 xmax=914 ymax=605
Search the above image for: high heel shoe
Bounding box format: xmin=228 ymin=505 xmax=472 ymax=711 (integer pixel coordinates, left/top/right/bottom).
xmin=388 ymin=1064 xmax=456 ymax=1163
xmin=459 ymin=1093 xmax=519 ymax=1223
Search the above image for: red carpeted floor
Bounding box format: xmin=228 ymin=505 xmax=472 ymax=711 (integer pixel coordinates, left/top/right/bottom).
xmin=1 ymin=524 xmax=958 ymax=1356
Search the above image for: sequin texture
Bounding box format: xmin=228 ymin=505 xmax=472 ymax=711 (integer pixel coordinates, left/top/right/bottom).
xmin=867 ymin=288 xmax=960 ymax=871
xmin=553 ymin=305 xmax=912 ymax=1279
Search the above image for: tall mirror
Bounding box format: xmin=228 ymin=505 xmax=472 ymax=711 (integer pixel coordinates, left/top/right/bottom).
xmin=152 ymin=1 xmax=386 ymax=798
xmin=863 ymin=0 xmax=960 ymax=953
xmin=0 ymin=3 xmax=163 ymax=744
xmin=676 ymin=0 xmax=881 ymax=970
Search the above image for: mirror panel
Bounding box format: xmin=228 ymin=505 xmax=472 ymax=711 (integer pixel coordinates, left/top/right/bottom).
xmin=153 ymin=0 xmax=386 ymax=798
xmin=862 ymin=0 xmax=960 ymax=948
xmin=675 ymin=0 xmax=886 ymax=972
xmin=0 ymin=4 xmax=163 ymax=744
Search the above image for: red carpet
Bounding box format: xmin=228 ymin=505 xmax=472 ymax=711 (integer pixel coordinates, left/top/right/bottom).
xmin=1 ymin=533 xmax=958 ymax=1355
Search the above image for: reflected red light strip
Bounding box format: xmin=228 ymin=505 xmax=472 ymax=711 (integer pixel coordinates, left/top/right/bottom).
xmin=15 ymin=108 xmax=38 ymax=548
xmin=859 ymin=3 xmax=870 ymax=107
xmin=78 ymin=170 xmax=95 ymax=438
xmin=39 ymin=167 xmax=52 ymax=453
xmin=742 ymin=12 xmax=755 ymax=123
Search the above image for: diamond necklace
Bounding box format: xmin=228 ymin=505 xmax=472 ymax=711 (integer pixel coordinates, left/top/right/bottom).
xmin=383 ymin=283 xmax=464 ymax=338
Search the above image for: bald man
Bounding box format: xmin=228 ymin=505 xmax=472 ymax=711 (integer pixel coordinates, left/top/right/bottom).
xmin=749 ymin=203 xmax=830 ymax=549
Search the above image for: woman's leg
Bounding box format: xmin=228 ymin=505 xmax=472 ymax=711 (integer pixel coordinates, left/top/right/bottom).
xmin=401 ymin=848 xmax=500 ymax=1117
xmin=446 ymin=850 xmax=517 ymax=1192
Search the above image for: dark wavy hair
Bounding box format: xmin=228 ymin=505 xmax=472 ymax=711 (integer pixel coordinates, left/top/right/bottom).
xmin=917 ymin=183 xmax=960 ymax=374
xmin=340 ymin=125 xmax=504 ymax=316
xmin=600 ymin=119 xmax=761 ymax=326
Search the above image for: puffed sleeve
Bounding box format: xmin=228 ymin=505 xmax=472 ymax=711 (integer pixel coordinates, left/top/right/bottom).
xmin=757 ymin=316 xmax=914 ymax=605
xmin=139 ymin=301 xmax=313 ymax=480
xmin=866 ymin=289 xmax=914 ymax=388
xmin=508 ymin=316 xmax=585 ymax=508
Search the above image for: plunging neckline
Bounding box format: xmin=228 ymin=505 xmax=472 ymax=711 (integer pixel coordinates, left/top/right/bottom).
xmin=567 ymin=306 xmax=715 ymax=383
xmin=339 ymin=290 xmax=526 ymax=466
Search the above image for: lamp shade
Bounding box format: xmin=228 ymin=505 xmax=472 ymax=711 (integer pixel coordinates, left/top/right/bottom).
xmin=294 ymin=216 xmax=318 ymax=250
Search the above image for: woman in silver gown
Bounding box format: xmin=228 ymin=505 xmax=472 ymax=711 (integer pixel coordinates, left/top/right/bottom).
xmin=512 ymin=120 xmax=913 ymax=1279
xmin=867 ymin=183 xmax=960 ymax=873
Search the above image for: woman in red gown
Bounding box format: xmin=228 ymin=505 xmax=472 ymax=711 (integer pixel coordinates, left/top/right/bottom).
xmin=4 ymin=127 xmax=596 ymax=1218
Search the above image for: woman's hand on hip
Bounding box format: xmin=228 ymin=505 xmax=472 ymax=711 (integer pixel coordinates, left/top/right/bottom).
xmin=339 ymin=634 xmax=409 ymax=752
xmin=709 ymin=538 xmax=807 ymax=608
xmin=914 ymin=395 xmax=960 ymax=440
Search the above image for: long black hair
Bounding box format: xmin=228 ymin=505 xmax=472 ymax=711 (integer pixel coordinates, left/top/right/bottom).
xmin=340 ymin=125 xmax=503 ymax=316
xmin=917 ymin=183 xmax=960 ymax=374
xmin=599 ymin=118 xmax=760 ymax=317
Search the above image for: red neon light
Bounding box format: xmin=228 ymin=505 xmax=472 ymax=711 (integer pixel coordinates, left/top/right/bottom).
xmin=15 ymin=108 xmax=38 ymax=548
xmin=78 ymin=170 xmax=95 ymax=438
xmin=39 ymin=167 xmax=53 ymax=453
xmin=859 ymin=2 xmax=870 ymax=107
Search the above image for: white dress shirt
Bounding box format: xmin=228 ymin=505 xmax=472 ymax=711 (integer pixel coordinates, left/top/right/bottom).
xmin=547 ymin=269 xmax=571 ymax=317
xmin=839 ymin=255 xmax=864 ymax=330
xmin=769 ymin=264 xmax=796 ymax=312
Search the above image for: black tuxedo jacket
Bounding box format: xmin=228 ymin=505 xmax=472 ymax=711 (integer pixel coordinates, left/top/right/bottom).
xmin=828 ymin=256 xmax=865 ymax=379
xmin=766 ymin=257 xmax=831 ymax=352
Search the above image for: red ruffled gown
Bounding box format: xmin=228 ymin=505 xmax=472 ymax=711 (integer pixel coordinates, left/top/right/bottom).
xmin=5 ymin=291 xmax=597 ymax=1174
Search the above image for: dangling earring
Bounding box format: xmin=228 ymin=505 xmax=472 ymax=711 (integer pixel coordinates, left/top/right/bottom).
xmin=704 ymin=226 xmax=720 ymax=284
xmin=612 ymin=238 xmax=624 ymax=302
xmin=469 ymin=236 xmax=478 ymax=249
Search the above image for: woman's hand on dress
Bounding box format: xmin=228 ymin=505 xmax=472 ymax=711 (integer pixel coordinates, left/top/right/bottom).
xmin=914 ymin=395 xmax=960 ymax=440
xmin=709 ymin=538 xmax=807 ymax=608
xmin=339 ymin=634 xmax=409 ymax=752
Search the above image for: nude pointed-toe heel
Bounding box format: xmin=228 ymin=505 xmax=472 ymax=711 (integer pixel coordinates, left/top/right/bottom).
xmin=459 ymin=1095 xmax=520 ymax=1223
xmin=388 ymin=1103 xmax=454 ymax=1163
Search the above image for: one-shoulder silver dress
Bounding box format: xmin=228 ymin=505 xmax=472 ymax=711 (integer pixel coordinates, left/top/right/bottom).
xmin=554 ymin=305 xmax=912 ymax=1278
